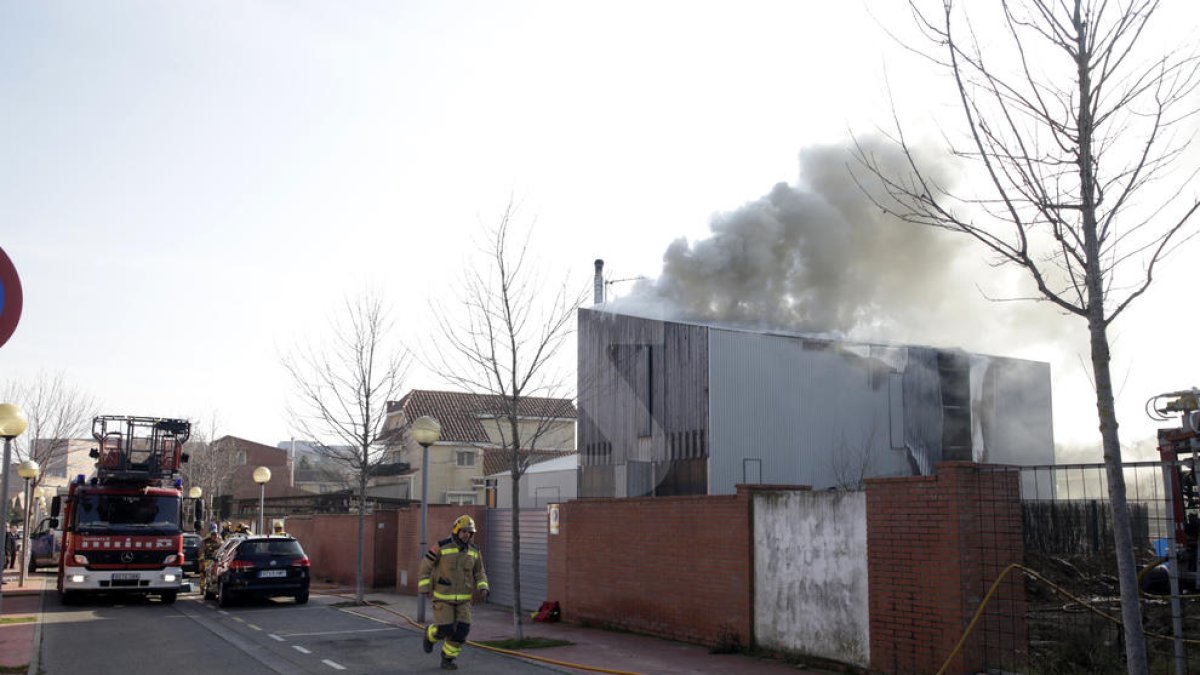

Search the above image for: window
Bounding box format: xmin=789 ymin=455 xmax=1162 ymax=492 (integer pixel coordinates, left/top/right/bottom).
xmin=456 ymin=450 xmax=475 ymax=468
xmin=446 ymin=491 xmax=476 ymax=505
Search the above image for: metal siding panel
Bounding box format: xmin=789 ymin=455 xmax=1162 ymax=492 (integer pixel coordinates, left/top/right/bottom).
xmin=483 ymin=508 xmax=548 ymax=612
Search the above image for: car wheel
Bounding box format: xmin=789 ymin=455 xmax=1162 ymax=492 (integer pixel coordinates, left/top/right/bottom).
xmin=161 ymin=590 xmax=177 ymax=604
xmin=295 ymin=591 xmax=309 ymax=605
xmin=217 ymin=580 xmax=234 ymax=608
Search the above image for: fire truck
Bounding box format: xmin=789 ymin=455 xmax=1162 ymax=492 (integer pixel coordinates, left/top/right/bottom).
xmin=1143 ymin=389 xmax=1200 ymax=592
xmin=50 ymin=415 xmax=197 ymax=604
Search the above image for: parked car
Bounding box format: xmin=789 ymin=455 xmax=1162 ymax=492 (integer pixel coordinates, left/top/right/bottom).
xmin=203 ymin=535 xmax=310 ymax=607
xmin=182 ymin=533 xmax=201 ymax=575
xmin=27 ymin=517 xmax=61 ymax=573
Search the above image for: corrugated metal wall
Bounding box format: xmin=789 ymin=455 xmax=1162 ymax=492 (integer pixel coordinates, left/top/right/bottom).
xmin=484 ymin=507 xmax=548 ymax=612
xmin=708 ymin=330 xmax=912 ymax=493
xmin=753 ymin=489 xmax=869 ymax=667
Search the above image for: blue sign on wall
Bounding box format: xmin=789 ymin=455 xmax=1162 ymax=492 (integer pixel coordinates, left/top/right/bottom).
xmin=0 ymin=247 xmax=22 ymax=348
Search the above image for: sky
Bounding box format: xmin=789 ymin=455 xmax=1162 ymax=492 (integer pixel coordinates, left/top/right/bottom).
xmin=1 ymin=1 xmax=1197 ymax=458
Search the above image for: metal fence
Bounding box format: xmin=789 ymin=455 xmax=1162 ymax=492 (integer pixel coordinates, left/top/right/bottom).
xmin=966 ymin=461 xmax=1200 ymax=674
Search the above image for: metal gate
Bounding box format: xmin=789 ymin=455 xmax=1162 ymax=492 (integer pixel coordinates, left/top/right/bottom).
xmin=485 ymin=507 xmax=548 ymax=612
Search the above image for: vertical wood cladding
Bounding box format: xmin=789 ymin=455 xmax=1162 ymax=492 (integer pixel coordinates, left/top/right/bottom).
xmin=577 ymin=309 xmax=709 ymax=497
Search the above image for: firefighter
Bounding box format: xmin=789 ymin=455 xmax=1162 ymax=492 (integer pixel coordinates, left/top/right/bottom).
xmin=272 ymin=520 xmax=287 ymax=536
xmin=199 ymin=524 xmax=223 ymax=595
xmin=418 ymin=515 xmax=489 ymax=670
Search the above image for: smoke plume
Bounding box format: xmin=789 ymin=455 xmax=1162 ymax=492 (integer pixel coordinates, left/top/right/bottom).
xmin=607 ymin=138 xmax=1078 ymax=358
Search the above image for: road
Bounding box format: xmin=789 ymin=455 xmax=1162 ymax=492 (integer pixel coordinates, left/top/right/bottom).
xmin=37 ymin=577 xmax=560 ymax=674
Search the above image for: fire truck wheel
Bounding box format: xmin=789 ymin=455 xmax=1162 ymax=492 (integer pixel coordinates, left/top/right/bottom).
xmin=295 ymin=591 xmax=309 ymax=605
xmin=60 ymin=591 xmax=78 ymax=606
xmin=161 ymin=591 xmax=177 ymax=605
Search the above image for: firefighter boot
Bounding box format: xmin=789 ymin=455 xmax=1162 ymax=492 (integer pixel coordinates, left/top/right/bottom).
xmin=423 ymin=625 xmax=435 ymax=654
xmin=440 ymin=655 xmax=458 ymax=670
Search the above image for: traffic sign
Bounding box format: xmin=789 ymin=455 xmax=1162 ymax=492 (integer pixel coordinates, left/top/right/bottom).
xmin=0 ymin=247 xmax=23 ymax=348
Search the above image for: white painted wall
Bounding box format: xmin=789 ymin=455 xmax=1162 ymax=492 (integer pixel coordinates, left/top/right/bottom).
xmin=753 ymin=489 xmax=869 ymax=667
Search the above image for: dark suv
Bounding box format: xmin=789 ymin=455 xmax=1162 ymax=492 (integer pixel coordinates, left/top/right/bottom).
xmin=203 ymin=535 xmax=310 ymax=607
xmin=182 ymin=533 xmax=201 ymax=575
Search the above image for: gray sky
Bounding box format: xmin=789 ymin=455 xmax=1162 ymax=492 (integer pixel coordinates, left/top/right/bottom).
xmin=1 ymin=1 xmax=1197 ymax=454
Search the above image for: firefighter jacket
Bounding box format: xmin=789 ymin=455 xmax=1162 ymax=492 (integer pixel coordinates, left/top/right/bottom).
xmin=201 ymin=534 xmax=223 ymax=561
xmin=418 ymin=536 xmax=489 ymax=604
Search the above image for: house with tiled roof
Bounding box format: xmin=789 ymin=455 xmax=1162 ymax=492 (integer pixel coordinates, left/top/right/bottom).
xmin=379 ymin=390 xmax=576 ymax=506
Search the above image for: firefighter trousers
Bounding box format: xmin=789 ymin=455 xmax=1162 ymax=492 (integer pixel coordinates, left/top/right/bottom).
xmin=427 ymin=599 xmax=473 ymax=660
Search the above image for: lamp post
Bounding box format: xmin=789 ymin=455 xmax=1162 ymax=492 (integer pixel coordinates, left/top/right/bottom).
xmin=410 ymin=415 xmax=441 ymax=624
xmin=252 ymin=467 xmax=271 ymax=535
xmin=188 ymin=486 xmax=203 ymax=532
xmin=0 ymin=403 xmax=27 ymax=613
xmin=17 ymin=460 xmax=38 ymax=587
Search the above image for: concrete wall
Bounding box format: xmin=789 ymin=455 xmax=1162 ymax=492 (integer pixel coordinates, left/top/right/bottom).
xmin=548 ymin=489 xmax=754 ymax=647
xmin=753 ymin=488 xmax=868 ymax=667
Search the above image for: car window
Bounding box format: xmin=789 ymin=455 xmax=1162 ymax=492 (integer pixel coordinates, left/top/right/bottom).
xmin=237 ymin=540 xmax=303 ymax=557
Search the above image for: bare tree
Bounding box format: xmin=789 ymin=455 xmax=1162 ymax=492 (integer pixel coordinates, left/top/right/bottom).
xmin=282 ymin=292 xmax=410 ymax=605
xmin=179 ymin=415 xmax=240 ymax=527
xmin=427 ymin=201 xmax=584 ymax=641
xmin=1 ymin=372 xmax=97 ymax=493
xmin=854 ymin=2 xmax=1200 ymax=670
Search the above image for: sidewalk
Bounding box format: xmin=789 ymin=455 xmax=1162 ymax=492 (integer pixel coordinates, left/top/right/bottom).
xmin=0 ymin=568 xmax=47 ymax=674
xmin=320 ymin=584 xmax=843 ymax=675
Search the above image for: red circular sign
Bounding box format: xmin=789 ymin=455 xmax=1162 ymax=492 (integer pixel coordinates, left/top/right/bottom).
xmin=0 ymin=247 xmax=23 ymax=348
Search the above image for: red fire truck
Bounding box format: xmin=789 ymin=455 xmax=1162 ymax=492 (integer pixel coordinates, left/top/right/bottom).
xmin=50 ymin=415 xmax=197 ymax=604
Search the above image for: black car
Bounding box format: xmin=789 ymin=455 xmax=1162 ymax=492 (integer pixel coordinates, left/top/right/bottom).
xmin=182 ymin=533 xmax=201 ymax=575
xmin=203 ymin=535 xmax=310 ymax=607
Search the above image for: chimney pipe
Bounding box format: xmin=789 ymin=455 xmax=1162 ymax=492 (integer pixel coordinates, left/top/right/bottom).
xmin=594 ymin=259 xmax=605 ymax=304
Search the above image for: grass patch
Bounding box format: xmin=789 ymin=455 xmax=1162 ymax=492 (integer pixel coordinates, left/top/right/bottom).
xmin=0 ymin=664 xmax=30 ymax=674
xmin=0 ymin=617 xmax=36 ymax=625
xmin=478 ymin=637 xmax=573 ymax=650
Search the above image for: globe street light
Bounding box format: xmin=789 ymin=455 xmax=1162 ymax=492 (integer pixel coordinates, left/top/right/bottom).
xmin=252 ymin=466 xmax=272 ymax=535
xmin=0 ymin=403 xmax=27 ymax=614
xmin=188 ymin=486 xmax=203 ymax=532
xmin=410 ymin=415 xmax=441 ymax=624
xmin=17 ymin=459 xmax=38 ymax=587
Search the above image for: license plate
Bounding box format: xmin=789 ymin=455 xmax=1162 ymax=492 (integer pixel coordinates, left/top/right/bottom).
xmin=258 ymin=569 xmax=287 ymax=578
xmin=112 ymin=573 xmax=140 ymax=581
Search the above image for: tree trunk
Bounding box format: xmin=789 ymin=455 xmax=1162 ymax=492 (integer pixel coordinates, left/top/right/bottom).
xmin=356 ymin=476 xmax=366 ymax=605
xmin=509 ymin=410 xmax=524 ymax=641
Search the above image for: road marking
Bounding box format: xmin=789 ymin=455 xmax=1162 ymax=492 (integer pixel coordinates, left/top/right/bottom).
xmin=233 ymin=617 xmax=245 ymax=623
xmin=279 ymin=627 xmax=399 ymax=637
xmin=218 ymin=610 xmax=229 ymax=616
xmin=269 ymin=634 xmax=285 ymax=642
xmin=293 ymin=646 xmax=312 ymax=655
xmin=322 ymin=660 xmax=346 ymax=670
xmin=248 ymin=624 xmax=262 ymax=631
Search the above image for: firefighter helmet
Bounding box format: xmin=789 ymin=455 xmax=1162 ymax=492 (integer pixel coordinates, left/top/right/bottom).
xmin=451 ymin=515 xmax=476 ymax=537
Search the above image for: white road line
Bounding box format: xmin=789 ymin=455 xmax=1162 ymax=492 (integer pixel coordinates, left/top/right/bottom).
xmin=233 ymin=617 xmax=245 ymax=623
xmin=248 ymin=624 xmax=262 ymax=631
xmin=279 ymin=627 xmax=399 ymax=637
xmin=292 ymin=646 xmax=312 ymax=654
xmin=218 ymin=610 xmax=230 ymax=616
xmin=269 ymin=634 xmax=285 ymax=642
xmin=322 ymin=660 xmax=346 ymax=670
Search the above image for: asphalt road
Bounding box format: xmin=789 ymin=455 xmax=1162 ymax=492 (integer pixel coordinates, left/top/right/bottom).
xmin=38 ymin=580 xmax=561 ymax=674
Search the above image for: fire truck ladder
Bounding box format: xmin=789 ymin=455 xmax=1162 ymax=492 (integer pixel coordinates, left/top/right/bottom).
xmin=90 ymin=415 xmax=191 ymax=484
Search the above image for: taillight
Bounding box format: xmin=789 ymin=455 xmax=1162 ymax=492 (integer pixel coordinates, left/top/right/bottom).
xmin=228 ymin=559 xmax=256 ymax=570
xmin=292 ymin=556 xmax=310 ymax=567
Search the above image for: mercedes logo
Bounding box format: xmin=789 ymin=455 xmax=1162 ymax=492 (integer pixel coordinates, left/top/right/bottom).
xmin=120 ymin=552 xmax=134 ymax=563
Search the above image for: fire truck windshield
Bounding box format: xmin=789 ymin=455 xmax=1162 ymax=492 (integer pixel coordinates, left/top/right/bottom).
xmin=74 ymin=494 xmax=181 ymax=535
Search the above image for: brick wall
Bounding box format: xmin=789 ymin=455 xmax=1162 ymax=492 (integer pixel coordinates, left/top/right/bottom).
xmin=547 ymin=489 xmax=753 ymax=647
xmin=867 ymin=462 xmax=1026 ymax=674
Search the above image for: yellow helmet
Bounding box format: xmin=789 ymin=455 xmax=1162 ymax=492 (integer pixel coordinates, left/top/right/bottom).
xmin=451 ymin=515 xmax=476 ymax=537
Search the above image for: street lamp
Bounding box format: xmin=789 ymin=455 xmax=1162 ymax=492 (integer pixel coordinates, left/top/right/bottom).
xmin=188 ymin=486 xmax=203 ymax=532
xmin=0 ymin=403 xmax=27 ymax=613
xmin=410 ymin=415 xmax=441 ymax=624
xmin=252 ymin=466 xmax=271 ymax=535
xmin=17 ymin=459 xmax=38 ymax=587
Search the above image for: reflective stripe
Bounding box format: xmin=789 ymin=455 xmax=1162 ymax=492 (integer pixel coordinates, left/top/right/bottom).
xmin=441 ymin=547 xmax=460 ymax=555
xmin=467 ymin=550 xmax=478 ymax=558
xmin=433 ymin=591 xmax=473 ymax=602
xmin=476 ymin=581 xmax=488 ymax=589
xmin=418 ymin=579 xmax=430 ymax=588
xmin=443 ymin=643 xmax=462 ymax=658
